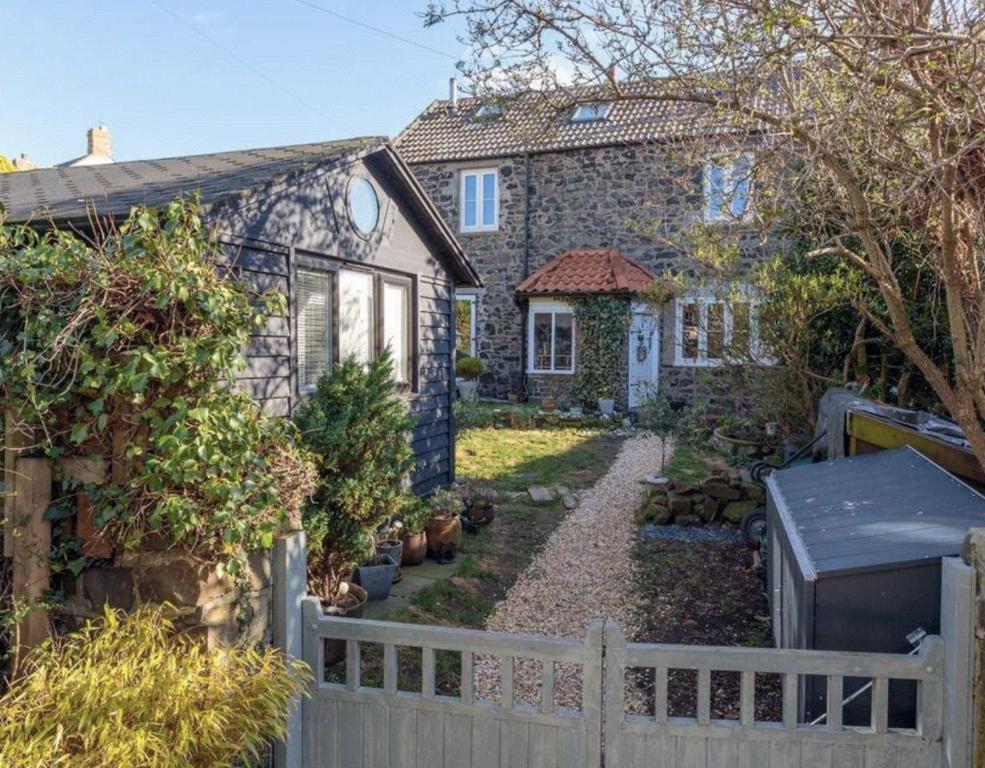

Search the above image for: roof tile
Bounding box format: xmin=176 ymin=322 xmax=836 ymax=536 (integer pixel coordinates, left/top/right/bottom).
xmin=516 ymin=249 xmax=656 ymax=296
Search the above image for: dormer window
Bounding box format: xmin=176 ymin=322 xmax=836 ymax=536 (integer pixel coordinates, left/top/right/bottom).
xmin=571 ymin=102 xmax=612 ymax=122
xmin=473 ymin=104 xmax=503 ymax=120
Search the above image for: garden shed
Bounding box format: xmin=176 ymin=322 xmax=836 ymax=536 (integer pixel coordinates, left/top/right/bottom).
xmin=0 ymin=137 xmax=480 ymax=494
xmin=766 ymin=446 xmax=985 ymax=723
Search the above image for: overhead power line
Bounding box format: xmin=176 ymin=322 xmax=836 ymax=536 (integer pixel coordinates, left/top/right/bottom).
xmin=290 ymin=0 xmax=460 ymax=61
xmin=149 ymin=0 xmax=342 ymax=128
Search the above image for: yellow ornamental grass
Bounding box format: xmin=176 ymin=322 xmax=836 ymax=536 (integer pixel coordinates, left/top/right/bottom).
xmin=0 ymin=606 xmax=310 ymax=767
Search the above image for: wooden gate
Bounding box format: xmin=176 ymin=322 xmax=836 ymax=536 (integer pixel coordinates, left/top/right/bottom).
xmin=284 ymin=551 xmax=973 ymax=768
xmin=300 ymin=598 xmax=604 ymax=767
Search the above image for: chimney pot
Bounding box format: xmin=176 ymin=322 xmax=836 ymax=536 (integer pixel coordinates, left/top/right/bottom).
xmin=87 ymin=124 xmax=112 ymax=160
xmin=12 ymin=153 xmax=37 ymax=171
xmin=607 ymin=63 xmax=619 ymax=82
xmin=448 ymin=77 xmax=459 ymax=114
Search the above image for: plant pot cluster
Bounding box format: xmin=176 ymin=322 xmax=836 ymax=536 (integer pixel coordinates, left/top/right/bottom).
xmin=459 ymin=486 xmax=498 ymax=533
xmin=636 ymin=471 xmax=766 ymax=527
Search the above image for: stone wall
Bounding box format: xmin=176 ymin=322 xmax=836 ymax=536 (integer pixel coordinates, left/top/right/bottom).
xmin=410 ymin=143 xmax=776 ymax=407
xmin=60 ymin=546 xmax=273 ymax=649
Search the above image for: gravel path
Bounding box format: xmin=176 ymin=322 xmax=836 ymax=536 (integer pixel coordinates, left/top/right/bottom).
xmin=475 ymin=433 xmax=667 ymax=709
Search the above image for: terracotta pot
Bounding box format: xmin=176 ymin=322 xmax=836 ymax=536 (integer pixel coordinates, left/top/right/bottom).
xmin=323 ymin=583 xmax=367 ymax=666
xmin=400 ymin=531 xmax=427 ymax=565
xmin=541 ymin=397 xmax=557 ymax=413
xmin=426 ymin=514 xmax=462 ymax=557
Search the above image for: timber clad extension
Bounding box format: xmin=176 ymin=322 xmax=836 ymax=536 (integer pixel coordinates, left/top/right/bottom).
xmin=0 ymin=138 xmax=480 ymax=494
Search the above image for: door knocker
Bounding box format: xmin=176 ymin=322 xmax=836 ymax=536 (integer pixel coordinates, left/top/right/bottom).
xmin=635 ymin=328 xmax=653 ymax=363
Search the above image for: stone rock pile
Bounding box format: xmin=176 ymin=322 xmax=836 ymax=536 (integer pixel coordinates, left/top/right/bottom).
xmin=636 ymin=470 xmax=766 ymax=527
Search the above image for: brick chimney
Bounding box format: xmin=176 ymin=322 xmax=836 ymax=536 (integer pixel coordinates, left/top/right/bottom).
xmin=87 ymin=124 xmax=112 ymax=161
xmin=12 ymin=153 xmax=37 ymax=171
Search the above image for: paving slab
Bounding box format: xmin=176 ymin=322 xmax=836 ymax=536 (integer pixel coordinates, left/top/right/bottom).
xmin=360 ymin=559 xmax=460 ymax=620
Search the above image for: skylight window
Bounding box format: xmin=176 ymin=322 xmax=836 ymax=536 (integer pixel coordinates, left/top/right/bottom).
xmin=474 ymin=104 xmax=503 ymax=120
xmin=571 ymin=102 xmax=612 ymax=122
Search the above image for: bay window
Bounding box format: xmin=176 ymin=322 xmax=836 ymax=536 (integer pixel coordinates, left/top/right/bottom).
xmin=460 ymin=168 xmax=498 ymax=232
xmin=528 ymin=300 xmax=575 ymax=374
xmin=675 ymin=292 xmax=765 ymax=366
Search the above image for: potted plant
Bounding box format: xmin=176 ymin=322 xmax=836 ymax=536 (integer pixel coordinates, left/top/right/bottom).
xmin=597 ymin=384 xmax=617 ymax=416
xmin=354 ymin=552 xmax=399 ymax=600
xmin=425 ymin=488 xmax=464 ymax=559
xmin=375 ymin=522 xmax=404 ymax=572
xmin=323 ymin=580 xmax=368 ymax=665
xmin=711 ymin=416 xmax=770 ymax=458
xmin=456 ymin=355 xmax=484 ymax=401
xmin=398 ymin=498 xmax=429 ymax=566
xmin=541 ymin=396 xmax=557 ymax=413
xmin=461 ymin=486 xmax=497 ymax=533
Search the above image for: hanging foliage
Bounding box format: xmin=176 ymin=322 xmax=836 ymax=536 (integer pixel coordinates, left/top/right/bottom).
xmin=572 ymin=297 xmax=631 ymax=404
xmin=0 ymin=199 xmax=317 ymax=573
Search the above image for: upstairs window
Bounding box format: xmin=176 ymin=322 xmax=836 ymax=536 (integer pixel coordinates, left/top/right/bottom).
xmin=528 ymin=300 xmax=575 ymax=374
xmin=473 ymin=104 xmax=503 ymax=120
xmin=675 ymin=291 xmax=766 ymax=366
xmin=460 ymin=168 xmax=498 ymax=232
xmin=297 ymin=268 xmax=333 ymax=393
xmin=571 ymin=102 xmax=612 ymax=122
xmin=704 ymin=155 xmax=752 ymax=223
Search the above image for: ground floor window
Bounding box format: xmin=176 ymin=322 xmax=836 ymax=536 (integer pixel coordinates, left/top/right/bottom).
xmin=674 ymin=290 xmax=764 ymax=366
xmin=295 ymin=261 xmax=416 ymax=393
xmin=528 ymin=299 xmax=575 ymax=374
xmin=455 ymin=294 xmax=477 ymax=357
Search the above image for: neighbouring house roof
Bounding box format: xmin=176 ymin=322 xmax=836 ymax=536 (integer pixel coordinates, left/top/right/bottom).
xmin=0 ymin=137 xmax=481 ymax=287
xmin=516 ymin=248 xmax=656 ymax=296
xmin=396 ymin=82 xmax=732 ymax=164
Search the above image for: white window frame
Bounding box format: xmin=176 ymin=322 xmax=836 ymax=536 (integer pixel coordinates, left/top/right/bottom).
xmin=456 ymin=293 xmax=478 ymax=357
xmin=527 ymin=298 xmax=576 ymax=375
xmin=704 ymin=154 xmax=753 ymax=224
xmin=459 ymin=168 xmax=499 ymax=232
xmin=673 ymin=289 xmax=769 ymax=367
xmin=571 ymin=102 xmax=612 ymax=122
xmin=382 ymin=275 xmax=414 ymax=387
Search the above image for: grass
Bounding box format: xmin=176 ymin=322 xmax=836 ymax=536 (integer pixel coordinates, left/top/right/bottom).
xmin=659 ymin=441 xmax=721 ymax=484
xmin=457 ymin=427 xmax=623 ymax=492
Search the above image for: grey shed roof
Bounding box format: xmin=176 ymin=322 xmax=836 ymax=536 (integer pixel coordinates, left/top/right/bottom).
xmin=0 ymin=137 xmax=384 ymax=223
xmin=766 ymin=446 xmax=985 ymax=578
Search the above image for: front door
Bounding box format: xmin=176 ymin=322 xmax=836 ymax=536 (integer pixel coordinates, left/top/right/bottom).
xmin=627 ymin=301 xmax=659 ymax=409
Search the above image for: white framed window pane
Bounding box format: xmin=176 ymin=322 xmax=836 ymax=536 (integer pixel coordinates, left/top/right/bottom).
xmin=463 ymin=174 xmax=478 ymax=228
xmin=383 ymin=282 xmax=409 ymax=383
xmin=297 ymin=269 xmax=332 ymax=390
xmin=730 ymin=157 xmax=751 ymax=217
xmin=705 ymin=165 xmax=725 ymax=221
xmin=482 ymin=172 xmax=496 ymax=226
xmin=731 ymin=302 xmax=752 ymax=358
xmin=682 ymin=303 xmax=700 ymax=360
xmin=339 ymin=269 xmax=375 ymax=364
xmin=707 ymin=302 xmax=725 ymax=360
xmin=533 ymin=313 xmax=553 ymax=370
xmin=455 ymin=297 xmax=475 ymax=356
xmin=554 ymin=313 xmax=574 ymax=370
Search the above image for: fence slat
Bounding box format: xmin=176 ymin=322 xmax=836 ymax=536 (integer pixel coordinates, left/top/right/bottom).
xmin=501 ymin=655 xmax=514 ymax=709
xmin=542 ymin=660 xmax=555 ymax=714
xmin=11 ymin=457 xmax=52 ymax=672
xmin=422 ymin=647 xmax=436 ymax=700
xmin=827 ymin=675 xmax=844 ymax=732
xmin=383 ymin=643 xmax=398 ymax=696
xmin=783 ymin=673 xmax=799 ymax=729
xmin=740 ymin=671 xmax=755 ymax=727
xmin=345 ymin=640 xmax=360 ymax=691
xmin=697 ymin=668 xmax=711 ymax=726
xmin=461 ymin=651 xmax=474 ymax=705
xmin=871 ymin=677 xmax=889 ymax=734
xmin=655 ymin=668 xmax=669 ymax=723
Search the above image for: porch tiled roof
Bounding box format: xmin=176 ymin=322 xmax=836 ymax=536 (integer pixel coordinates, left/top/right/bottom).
xmin=516 ymin=249 xmax=656 ymax=296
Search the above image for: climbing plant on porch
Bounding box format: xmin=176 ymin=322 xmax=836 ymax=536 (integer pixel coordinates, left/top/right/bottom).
xmin=572 ymin=297 xmax=632 ymax=407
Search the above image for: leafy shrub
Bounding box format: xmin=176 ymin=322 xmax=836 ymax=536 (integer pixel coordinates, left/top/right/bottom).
xmin=457 ymin=354 xmax=485 ymax=380
xmin=293 ymin=351 xmax=416 ymax=598
xmin=0 ymin=606 xmax=309 ymax=768
xmin=0 ymin=200 xmax=316 ymax=572
xmin=398 ymin=497 xmax=431 ymax=536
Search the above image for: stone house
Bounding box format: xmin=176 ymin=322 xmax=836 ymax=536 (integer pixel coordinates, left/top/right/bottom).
xmin=396 ymin=83 xmax=775 ymax=409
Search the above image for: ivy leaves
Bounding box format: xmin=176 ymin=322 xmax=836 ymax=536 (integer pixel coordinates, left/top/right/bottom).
xmin=573 ymin=298 xmax=632 ymax=404
xmin=0 ymin=199 xmax=316 ymax=573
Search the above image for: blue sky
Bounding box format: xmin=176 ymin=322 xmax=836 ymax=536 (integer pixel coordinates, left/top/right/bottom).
xmin=0 ymin=1 xmax=467 ymax=166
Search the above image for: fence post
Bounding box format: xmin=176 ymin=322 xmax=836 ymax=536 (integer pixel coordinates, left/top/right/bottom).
xmin=602 ymin=621 xmax=626 ymax=768
xmin=273 ymin=531 xmax=306 ymax=768
xmin=11 ymin=457 xmax=51 ymax=674
xmin=583 ymin=620 xmax=606 ymax=768
xmin=941 ymin=554 xmax=976 ymax=768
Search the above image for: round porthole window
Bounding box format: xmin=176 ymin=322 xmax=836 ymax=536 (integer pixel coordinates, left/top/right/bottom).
xmin=347 ymin=176 xmax=379 ymax=237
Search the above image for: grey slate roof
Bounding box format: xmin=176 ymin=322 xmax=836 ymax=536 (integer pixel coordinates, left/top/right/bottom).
xmin=395 ymin=83 xmax=725 ymax=164
xmin=766 ymin=446 xmax=985 ymax=578
xmin=0 ymin=137 xmax=384 ymax=223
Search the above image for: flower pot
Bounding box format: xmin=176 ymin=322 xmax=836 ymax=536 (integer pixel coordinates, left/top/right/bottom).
xmin=598 ymin=398 xmax=615 ymax=415
xmin=711 ymin=427 xmax=765 ymax=458
xmin=399 ymin=531 xmax=427 ymax=565
xmin=323 ymin=583 xmax=367 ymax=666
xmin=376 ymin=539 xmax=403 ymax=568
xmin=426 ymin=514 xmax=462 ymax=557
xmin=458 ymin=379 xmax=479 ymax=401
xmin=541 ymin=397 xmax=557 ymax=413
xmin=462 ymin=504 xmax=495 ymax=533
xmin=354 ymin=554 xmax=398 ymax=601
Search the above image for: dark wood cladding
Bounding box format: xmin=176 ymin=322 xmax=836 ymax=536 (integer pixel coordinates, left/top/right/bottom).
xmin=209 ymin=151 xmax=464 ymax=495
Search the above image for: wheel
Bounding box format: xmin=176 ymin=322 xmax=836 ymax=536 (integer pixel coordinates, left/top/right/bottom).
xmin=750 ymin=461 xmax=774 ymax=483
xmin=740 ymin=506 xmax=768 ymax=550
